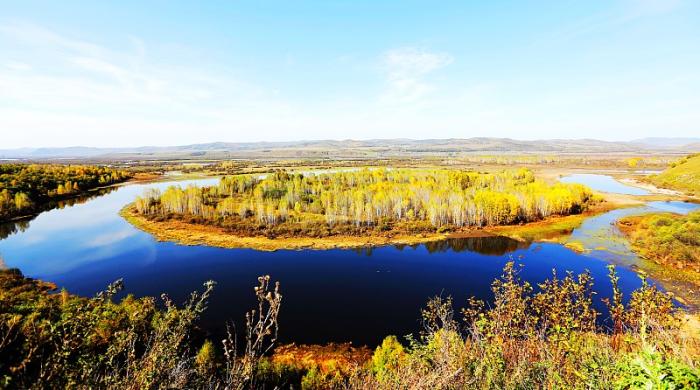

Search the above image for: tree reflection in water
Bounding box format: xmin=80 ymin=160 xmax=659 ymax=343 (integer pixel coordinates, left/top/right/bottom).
xmin=0 ymin=187 xmax=117 ymax=240
xmin=353 ymin=235 xmax=530 ymax=257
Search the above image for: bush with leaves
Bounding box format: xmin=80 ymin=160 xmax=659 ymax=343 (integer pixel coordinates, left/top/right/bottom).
xmin=3 ymin=262 xmax=699 ymax=389
xmin=0 ymin=269 xmax=281 ymax=389
xmin=341 ymin=262 xmax=700 ymax=389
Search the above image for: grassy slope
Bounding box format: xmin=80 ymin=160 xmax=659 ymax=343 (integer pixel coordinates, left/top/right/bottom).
xmin=648 ymin=154 xmax=700 ymax=196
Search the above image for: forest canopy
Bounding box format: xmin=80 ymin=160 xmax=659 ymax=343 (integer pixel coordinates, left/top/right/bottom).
xmin=132 ymin=168 xmax=595 ymax=235
xmin=0 ymin=164 xmax=131 ymax=221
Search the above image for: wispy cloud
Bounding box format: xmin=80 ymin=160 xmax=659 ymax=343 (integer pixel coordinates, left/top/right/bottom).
xmin=0 ymin=21 xmax=295 ymax=146
xmin=623 ymin=0 xmax=683 ymax=19
xmin=527 ymin=0 xmax=685 ymax=49
xmin=4 ymin=61 xmax=31 ymax=71
xmin=0 ymin=21 xmax=105 ymax=56
xmin=380 ymin=47 xmax=453 ymax=103
xmin=0 ymin=6 xmax=697 ymax=146
xmin=85 ymin=228 xmax=138 ymax=248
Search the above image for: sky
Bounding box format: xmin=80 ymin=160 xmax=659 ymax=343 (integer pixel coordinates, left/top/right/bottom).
xmin=1 ymin=0 xmax=699 ymax=148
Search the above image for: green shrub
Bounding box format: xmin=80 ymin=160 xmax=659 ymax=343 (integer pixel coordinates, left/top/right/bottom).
xmin=616 ymin=347 xmax=700 ymax=389
xmin=371 ymin=335 xmax=406 ymax=383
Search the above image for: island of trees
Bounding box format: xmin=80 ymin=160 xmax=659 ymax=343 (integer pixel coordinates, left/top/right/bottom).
xmin=129 ymin=168 xmax=595 ymax=243
xmin=0 ymin=164 xmax=131 ymax=222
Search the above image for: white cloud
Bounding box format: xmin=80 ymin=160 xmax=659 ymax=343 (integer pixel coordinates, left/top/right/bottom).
xmin=380 ymin=47 xmax=453 ymax=103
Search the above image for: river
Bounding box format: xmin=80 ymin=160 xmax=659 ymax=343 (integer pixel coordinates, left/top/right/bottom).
xmin=0 ymin=175 xmax=697 ymax=346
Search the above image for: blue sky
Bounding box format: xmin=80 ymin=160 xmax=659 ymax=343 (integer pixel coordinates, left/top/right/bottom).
xmin=1 ymin=0 xmax=699 ymax=147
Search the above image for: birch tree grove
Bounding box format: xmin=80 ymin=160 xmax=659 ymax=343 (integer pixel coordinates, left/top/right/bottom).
xmin=134 ymin=168 xmax=594 ymax=231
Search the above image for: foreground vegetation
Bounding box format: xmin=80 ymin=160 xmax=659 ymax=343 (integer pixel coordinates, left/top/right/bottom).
xmin=0 ymin=269 xmax=282 ymax=389
xmin=647 ymin=153 xmax=700 ymax=196
xmin=329 ymin=264 xmax=699 ymax=389
xmin=131 ymin=168 xmax=595 ymax=239
xmin=0 ymin=164 xmax=131 ymax=221
xmin=2 ymin=263 xmax=698 ymax=388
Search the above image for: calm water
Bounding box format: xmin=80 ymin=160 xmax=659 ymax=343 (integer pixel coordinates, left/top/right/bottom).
xmin=566 ymin=201 xmax=700 ymax=266
xmin=560 ymin=173 xmax=650 ymax=195
xmin=1 ymin=178 xmax=698 ymax=346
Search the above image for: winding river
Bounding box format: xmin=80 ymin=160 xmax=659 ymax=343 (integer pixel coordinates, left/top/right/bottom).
xmin=0 ymin=175 xmax=697 ymax=346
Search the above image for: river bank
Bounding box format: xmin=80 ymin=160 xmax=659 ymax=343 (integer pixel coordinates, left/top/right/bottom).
xmin=120 ymin=198 xmax=619 ymax=252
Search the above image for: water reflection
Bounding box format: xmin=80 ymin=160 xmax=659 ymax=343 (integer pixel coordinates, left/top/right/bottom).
xmin=418 ymin=236 xmax=528 ymax=255
xmin=0 ymin=220 xmax=31 ymax=240
xmin=0 ymin=187 xmax=118 ymax=240
xmin=352 ymin=236 xmax=528 ymax=256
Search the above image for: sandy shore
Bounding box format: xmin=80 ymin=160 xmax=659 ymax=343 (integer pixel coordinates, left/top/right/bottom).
xmin=617 ymin=178 xmax=684 ymax=196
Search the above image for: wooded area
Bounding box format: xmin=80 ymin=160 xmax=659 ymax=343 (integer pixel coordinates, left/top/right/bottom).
xmin=133 ymin=168 xmax=595 ymax=233
xmin=0 ymin=164 xmax=131 ymax=221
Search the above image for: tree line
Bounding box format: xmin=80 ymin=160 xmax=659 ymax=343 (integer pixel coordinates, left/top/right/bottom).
xmin=134 ymin=168 xmax=594 ymax=230
xmin=0 ymin=164 xmax=131 ymax=221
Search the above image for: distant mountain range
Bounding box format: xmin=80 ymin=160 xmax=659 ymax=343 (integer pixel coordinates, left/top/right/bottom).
xmin=1 ymin=137 xmax=699 ymax=160
xmin=630 ymin=137 xmax=700 ymax=148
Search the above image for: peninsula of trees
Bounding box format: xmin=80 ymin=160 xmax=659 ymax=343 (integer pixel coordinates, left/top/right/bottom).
xmin=127 ymin=168 xmax=596 ymax=247
xmin=0 ymin=164 xmax=131 ymax=221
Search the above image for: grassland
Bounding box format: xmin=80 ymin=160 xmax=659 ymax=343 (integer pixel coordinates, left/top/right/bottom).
xmin=647 ymin=153 xmax=700 ymax=196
